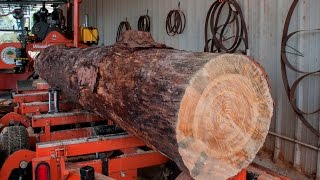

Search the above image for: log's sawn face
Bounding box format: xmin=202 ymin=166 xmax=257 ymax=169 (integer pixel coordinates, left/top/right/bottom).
xmin=177 ymin=54 xmax=273 ymax=179
xmin=35 ymin=30 xmax=273 ymax=180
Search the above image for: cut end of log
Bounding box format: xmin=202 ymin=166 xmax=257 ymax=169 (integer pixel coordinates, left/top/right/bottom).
xmin=176 ymin=54 xmax=273 ymax=179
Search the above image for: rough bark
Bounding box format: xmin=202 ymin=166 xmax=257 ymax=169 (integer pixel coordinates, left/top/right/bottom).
xmin=35 ymin=30 xmax=273 ymax=180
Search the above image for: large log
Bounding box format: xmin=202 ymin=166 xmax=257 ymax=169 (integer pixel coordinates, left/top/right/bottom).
xmin=35 ymin=30 xmax=273 ymax=180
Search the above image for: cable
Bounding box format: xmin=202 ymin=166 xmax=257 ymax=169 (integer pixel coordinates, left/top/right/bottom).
xmin=204 ymin=0 xmax=248 ymax=54
xmin=116 ymin=20 xmax=131 ymax=42
xmin=281 ymin=0 xmax=320 ymax=137
xmin=138 ymin=15 xmax=151 ymax=32
xmin=166 ymin=2 xmax=186 ymax=36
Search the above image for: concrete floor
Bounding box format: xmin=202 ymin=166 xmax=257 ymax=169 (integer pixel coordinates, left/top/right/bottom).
xmin=254 ymin=149 xmax=311 ymax=180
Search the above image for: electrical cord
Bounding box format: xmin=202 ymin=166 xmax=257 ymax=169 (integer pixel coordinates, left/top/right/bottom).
xmin=138 ymin=15 xmax=151 ymax=32
xmin=166 ymin=2 xmax=186 ymax=36
xmin=204 ymin=0 xmax=248 ymax=54
xmin=116 ymin=20 xmax=131 ymax=42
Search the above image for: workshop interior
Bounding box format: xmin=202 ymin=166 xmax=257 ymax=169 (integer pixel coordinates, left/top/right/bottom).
xmin=0 ymin=0 xmax=319 ymax=180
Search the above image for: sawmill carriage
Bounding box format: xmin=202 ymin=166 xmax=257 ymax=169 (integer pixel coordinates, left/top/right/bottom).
xmin=0 ymin=0 xmax=97 ymax=91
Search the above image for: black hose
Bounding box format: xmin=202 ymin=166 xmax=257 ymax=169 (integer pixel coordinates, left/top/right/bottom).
xmin=116 ymin=21 xmax=132 ymax=42
xmin=165 ymin=9 xmax=186 ymax=36
xmin=138 ymin=15 xmax=151 ymax=32
xmin=204 ymin=0 xmax=248 ymax=54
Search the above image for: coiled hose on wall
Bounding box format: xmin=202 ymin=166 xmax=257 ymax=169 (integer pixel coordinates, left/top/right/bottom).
xmin=138 ymin=14 xmax=151 ymax=32
xmin=116 ymin=20 xmax=132 ymax=42
xmin=204 ymin=0 xmax=248 ymax=54
xmin=166 ymin=3 xmax=186 ymax=36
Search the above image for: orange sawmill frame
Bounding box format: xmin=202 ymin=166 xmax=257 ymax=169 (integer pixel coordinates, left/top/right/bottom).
xmin=0 ymin=0 xmax=84 ymax=91
xmin=0 ymin=78 xmax=251 ymax=180
xmin=31 ymin=134 xmax=169 ymax=180
xmin=12 ymin=81 xmax=104 ymax=143
xmin=0 ymin=80 xmax=171 ymax=180
xmin=0 ymin=79 xmax=251 ymax=180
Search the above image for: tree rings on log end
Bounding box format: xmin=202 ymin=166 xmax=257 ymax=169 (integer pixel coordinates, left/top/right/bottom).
xmin=177 ymin=54 xmax=273 ymax=179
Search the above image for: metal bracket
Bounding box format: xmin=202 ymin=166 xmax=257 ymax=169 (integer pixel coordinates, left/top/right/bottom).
xmin=51 ymin=147 xmax=67 ymax=159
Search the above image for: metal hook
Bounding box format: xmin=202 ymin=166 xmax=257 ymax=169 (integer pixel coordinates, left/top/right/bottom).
xmin=125 ymin=17 xmax=127 ymax=21
xmin=147 ymin=9 xmax=148 ymax=15
xmin=178 ymin=1 xmax=180 ymax=9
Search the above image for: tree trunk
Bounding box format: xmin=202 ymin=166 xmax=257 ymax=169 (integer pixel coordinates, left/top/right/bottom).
xmin=35 ymin=30 xmax=273 ymax=180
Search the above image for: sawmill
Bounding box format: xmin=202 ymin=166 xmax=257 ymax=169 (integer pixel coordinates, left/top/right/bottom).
xmin=0 ymin=0 xmax=318 ymax=180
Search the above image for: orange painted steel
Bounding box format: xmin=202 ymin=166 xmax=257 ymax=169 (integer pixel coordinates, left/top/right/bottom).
xmin=33 ymin=31 xmax=72 ymax=45
xmin=229 ymin=169 xmax=247 ymax=180
xmin=32 ymin=156 xmax=58 ymax=180
xmin=13 ymin=92 xmax=49 ymax=103
xmin=70 ymin=160 xmax=103 ymax=174
xmin=33 ymin=156 xmax=105 ymax=180
xmin=0 ymin=26 xmax=86 ymax=91
xmin=18 ymin=101 xmax=73 ymax=114
xmin=0 ymin=30 xmax=81 ymax=71
xmin=73 ymin=0 xmax=80 ymax=47
xmin=65 ymin=162 xmax=112 ymax=180
xmin=39 ymin=127 xmax=95 ymax=142
xmin=0 ymin=72 xmax=34 ymax=90
xmin=25 ymin=31 xmax=73 ymax=52
xmin=34 ymin=134 xmax=169 ymax=180
xmin=0 ymin=31 xmax=72 ymax=91
xmin=109 ymin=169 xmax=137 ymax=180
xmin=0 ymin=150 xmax=36 ymax=180
xmin=108 ymin=151 xmax=169 ymax=173
xmin=63 ymin=170 xmax=82 ymax=180
xmin=0 ymin=0 xmax=88 ymax=91
xmin=35 ymin=135 xmax=145 ymax=157
xmin=32 ymin=113 xmax=101 ymax=127
xmin=0 ymin=112 xmax=30 ymax=130
xmin=32 ymin=112 xmax=101 ymax=142
xmin=66 ymin=169 xmax=108 ymax=180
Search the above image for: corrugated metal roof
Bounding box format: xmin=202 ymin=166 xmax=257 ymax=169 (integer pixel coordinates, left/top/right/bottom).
xmin=80 ymin=0 xmax=320 ymax=177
